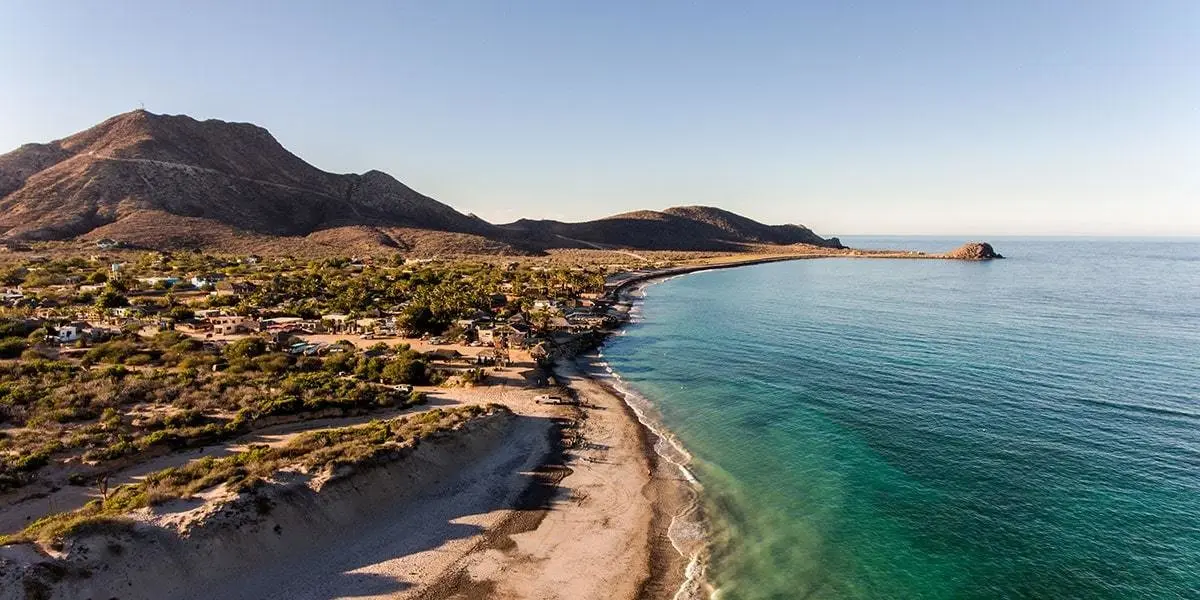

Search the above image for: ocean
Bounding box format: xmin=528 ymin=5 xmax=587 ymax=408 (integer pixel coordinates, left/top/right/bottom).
xmin=595 ymin=238 xmax=1200 ymax=599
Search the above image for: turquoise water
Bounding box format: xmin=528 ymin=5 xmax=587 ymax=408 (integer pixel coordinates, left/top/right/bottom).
xmin=599 ymin=239 xmax=1200 ymax=599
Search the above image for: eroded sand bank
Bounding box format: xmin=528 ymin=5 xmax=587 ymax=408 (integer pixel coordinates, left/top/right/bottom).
xmin=2 ymin=367 xmax=690 ymax=600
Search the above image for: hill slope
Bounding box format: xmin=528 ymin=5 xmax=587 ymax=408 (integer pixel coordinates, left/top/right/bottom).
xmin=0 ymin=111 xmax=500 ymax=251
xmin=0 ymin=111 xmax=841 ymax=254
xmin=500 ymin=206 xmax=841 ymax=251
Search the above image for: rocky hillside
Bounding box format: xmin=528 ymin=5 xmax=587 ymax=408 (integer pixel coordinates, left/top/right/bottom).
xmin=0 ymin=111 xmax=841 ymax=255
xmin=501 ymin=206 xmax=841 ymax=252
xmin=0 ymin=111 xmax=496 ymax=245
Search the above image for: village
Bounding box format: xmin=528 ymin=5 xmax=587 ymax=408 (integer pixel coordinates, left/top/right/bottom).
xmin=0 ymin=247 xmax=629 ymax=368
xmin=0 ymin=246 xmax=642 ymax=499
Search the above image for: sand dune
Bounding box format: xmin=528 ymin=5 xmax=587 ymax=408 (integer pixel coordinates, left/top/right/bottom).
xmin=1 ymin=369 xmax=689 ymax=600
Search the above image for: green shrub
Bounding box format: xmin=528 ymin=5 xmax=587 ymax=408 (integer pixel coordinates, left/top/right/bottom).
xmin=84 ymin=341 xmax=138 ymax=364
xmin=0 ymin=338 xmax=27 ymax=359
xmin=94 ymin=289 xmax=129 ymax=309
xmin=124 ymin=353 xmax=153 ymax=366
xmin=225 ymin=337 xmax=266 ymax=360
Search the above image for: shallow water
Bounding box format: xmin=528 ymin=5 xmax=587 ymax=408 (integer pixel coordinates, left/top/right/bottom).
xmin=600 ymin=238 xmax=1200 ymax=600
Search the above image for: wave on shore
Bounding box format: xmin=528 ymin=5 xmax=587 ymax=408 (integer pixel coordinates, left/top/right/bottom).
xmin=589 ymin=277 xmax=715 ymax=600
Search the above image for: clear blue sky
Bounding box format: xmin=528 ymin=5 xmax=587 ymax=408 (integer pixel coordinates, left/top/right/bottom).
xmin=1 ymin=1 xmax=1196 ymax=235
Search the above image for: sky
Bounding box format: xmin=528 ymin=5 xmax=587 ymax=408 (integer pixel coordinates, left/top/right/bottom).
xmin=0 ymin=1 xmax=1196 ymax=236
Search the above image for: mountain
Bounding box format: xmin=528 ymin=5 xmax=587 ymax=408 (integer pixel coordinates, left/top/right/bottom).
xmin=0 ymin=111 xmax=842 ymax=255
xmin=501 ymin=206 xmax=840 ymax=252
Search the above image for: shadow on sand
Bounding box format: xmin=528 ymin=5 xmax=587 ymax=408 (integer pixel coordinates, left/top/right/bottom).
xmin=187 ymin=414 xmax=574 ymax=600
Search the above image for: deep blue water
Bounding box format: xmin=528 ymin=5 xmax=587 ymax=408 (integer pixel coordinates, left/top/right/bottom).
xmin=600 ymin=238 xmax=1200 ymax=599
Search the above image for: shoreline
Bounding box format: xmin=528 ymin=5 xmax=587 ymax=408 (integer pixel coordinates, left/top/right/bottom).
xmin=580 ymin=253 xmax=848 ymax=598
xmin=602 ymin=246 xmax=1004 ymax=302
xmin=572 ymin=356 xmax=709 ymax=600
xmin=583 ymin=273 xmax=718 ymax=600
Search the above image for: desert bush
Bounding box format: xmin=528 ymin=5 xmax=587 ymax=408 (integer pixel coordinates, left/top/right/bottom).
xmin=0 ymin=338 xmax=27 ymax=358
xmin=84 ymin=340 xmax=138 ymax=364
xmin=224 ymin=337 xmax=266 ymax=360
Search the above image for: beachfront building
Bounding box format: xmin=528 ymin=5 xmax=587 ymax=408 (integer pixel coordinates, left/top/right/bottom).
xmin=55 ymin=323 xmax=85 ymax=343
xmin=209 ymin=315 xmax=260 ymax=336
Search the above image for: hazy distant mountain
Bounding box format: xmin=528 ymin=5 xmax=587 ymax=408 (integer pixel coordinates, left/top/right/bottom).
xmin=0 ymin=111 xmax=842 ymax=254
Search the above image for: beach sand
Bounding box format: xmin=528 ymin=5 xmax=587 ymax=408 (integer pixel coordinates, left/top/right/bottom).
xmin=0 ymin=361 xmax=693 ymax=600
xmin=418 ymin=363 xmax=690 ymax=600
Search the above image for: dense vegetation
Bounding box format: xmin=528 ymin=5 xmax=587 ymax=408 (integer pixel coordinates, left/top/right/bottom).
xmin=1 ymin=253 xmax=606 ymax=336
xmin=0 ymin=329 xmax=431 ymax=493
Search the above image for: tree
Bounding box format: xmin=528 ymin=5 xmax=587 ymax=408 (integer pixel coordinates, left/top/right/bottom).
xmin=355 ymin=356 xmax=385 ymax=381
xmin=168 ymin=306 xmax=195 ymax=321
xmin=0 ymin=338 xmax=26 ymax=358
xmin=252 ymin=353 xmax=291 ymax=375
xmin=323 ymin=351 xmax=355 ymax=374
xmin=381 ymin=357 xmax=426 ymax=385
xmin=94 ymin=288 xmax=129 ymax=309
xmin=398 ymin=305 xmax=438 ymax=335
xmin=225 ymin=337 xmax=267 ymax=360
xmin=25 ymin=327 xmax=51 ymax=344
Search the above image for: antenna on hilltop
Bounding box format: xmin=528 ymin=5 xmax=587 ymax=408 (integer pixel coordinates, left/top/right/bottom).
xmin=139 ymin=101 xmax=145 ymax=110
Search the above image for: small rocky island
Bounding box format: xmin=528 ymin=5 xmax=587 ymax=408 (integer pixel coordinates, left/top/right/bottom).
xmin=945 ymin=242 xmax=1004 ymax=260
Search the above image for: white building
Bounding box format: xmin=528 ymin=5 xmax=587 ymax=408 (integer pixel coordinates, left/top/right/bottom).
xmin=209 ymin=315 xmax=260 ymax=335
xmin=56 ymin=324 xmax=83 ymax=343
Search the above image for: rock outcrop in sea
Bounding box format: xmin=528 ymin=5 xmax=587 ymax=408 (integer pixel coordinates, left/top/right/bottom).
xmin=945 ymin=242 xmax=1004 ymax=260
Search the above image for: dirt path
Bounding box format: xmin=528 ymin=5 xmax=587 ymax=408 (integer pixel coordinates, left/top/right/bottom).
xmin=555 ymin=233 xmax=649 ymax=261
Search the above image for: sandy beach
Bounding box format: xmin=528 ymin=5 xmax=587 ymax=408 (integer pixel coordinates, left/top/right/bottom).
xmin=392 ymin=266 xmax=708 ymax=600
xmin=0 ymin=354 xmax=696 ymax=600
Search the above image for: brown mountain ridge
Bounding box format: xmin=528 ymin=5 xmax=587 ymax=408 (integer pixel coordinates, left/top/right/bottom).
xmin=0 ymin=111 xmax=842 ymax=255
